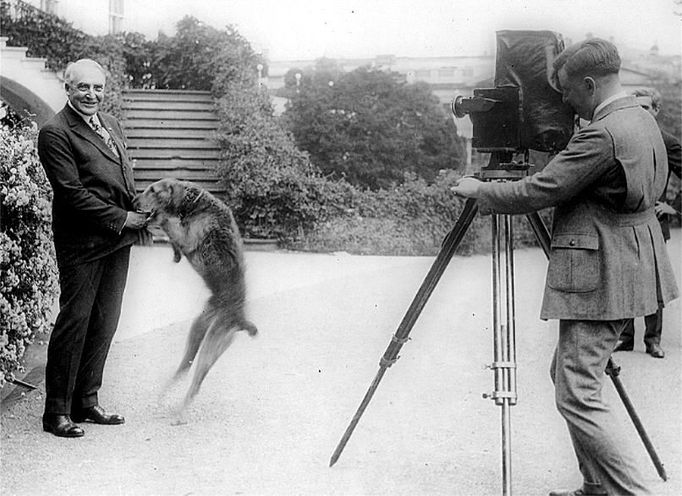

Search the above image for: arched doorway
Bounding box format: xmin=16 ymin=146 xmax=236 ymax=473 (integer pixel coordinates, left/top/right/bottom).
xmin=1 ymin=76 xmax=57 ymax=126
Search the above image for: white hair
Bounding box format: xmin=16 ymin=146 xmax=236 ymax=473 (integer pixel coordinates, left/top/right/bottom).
xmin=64 ymin=59 xmax=106 ymax=86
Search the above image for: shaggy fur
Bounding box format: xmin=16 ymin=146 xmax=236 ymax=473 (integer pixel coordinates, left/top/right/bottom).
xmin=135 ymin=179 xmax=257 ymax=418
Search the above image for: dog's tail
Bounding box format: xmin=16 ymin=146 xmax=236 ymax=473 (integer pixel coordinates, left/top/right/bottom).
xmin=241 ymin=320 xmax=258 ymax=337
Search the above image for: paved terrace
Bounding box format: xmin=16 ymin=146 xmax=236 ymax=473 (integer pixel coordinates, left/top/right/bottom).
xmin=2 ymin=230 xmax=681 ymax=495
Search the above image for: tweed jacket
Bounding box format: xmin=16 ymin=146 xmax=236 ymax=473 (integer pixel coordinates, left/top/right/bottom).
xmin=38 ymin=104 xmax=139 ymax=267
xmin=477 ymin=96 xmax=679 ymax=320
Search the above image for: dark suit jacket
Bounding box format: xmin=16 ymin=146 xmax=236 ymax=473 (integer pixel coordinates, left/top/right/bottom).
xmin=658 ymin=129 xmax=682 ymax=240
xmin=38 ymin=104 xmax=139 ymax=267
xmin=477 ymin=96 xmax=679 ymax=320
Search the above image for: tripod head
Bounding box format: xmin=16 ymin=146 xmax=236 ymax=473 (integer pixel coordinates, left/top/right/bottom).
xmin=453 ymin=30 xmax=575 ymax=182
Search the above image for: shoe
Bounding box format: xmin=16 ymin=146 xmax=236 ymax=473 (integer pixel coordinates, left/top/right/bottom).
xmin=646 ymin=344 xmax=665 ymax=358
xmin=42 ymin=414 xmax=85 ymax=438
xmin=549 ymin=489 xmax=606 ymax=496
xmin=613 ymin=340 xmax=634 ymax=352
xmin=549 ymin=482 xmax=607 ymax=496
xmin=71 ymin=405 xmax=125 ymax=425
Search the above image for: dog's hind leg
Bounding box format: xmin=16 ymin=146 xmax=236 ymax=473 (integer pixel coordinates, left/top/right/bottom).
xmin=158 ymin=309 xmax=211 ymax=404
xmin=174 ymin=310 xmax=212 ymax=379
xmin=175 ymin=319 xmax=237 ymax=419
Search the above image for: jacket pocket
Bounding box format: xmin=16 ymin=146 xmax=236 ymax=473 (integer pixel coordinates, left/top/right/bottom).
xmin=547 ymin=233 xmax=600 ymax=293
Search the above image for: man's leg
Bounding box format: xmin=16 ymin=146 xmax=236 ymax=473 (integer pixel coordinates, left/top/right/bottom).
xmin=72 ymin=247 xmax=131 ymax=410
xmin=44 ymin=260 xmax=104 ymax=415
xmin=614 ymin=318 xmax=635 ymax=351
xmin=551 ymin=319 xmax=650 ymax=495
xmin=643 ymin=308 xmax=664 ymax=358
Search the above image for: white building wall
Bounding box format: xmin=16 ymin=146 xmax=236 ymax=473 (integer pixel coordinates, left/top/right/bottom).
xmin=22 ymin=0 xmax=112 ymax=35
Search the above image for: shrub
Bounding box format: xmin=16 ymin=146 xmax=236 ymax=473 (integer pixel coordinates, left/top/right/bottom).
xmin=291 ymin=171 xmax=552 ymax=256
xmin=0 ymin=124 xmax=58 ymax=387
xmin=291 ymin=171 xmax=481 ymax=255
xmin=214 ymin=85 xmax=349 ymax=241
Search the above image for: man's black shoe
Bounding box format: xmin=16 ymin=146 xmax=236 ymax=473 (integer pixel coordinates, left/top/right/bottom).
xmin=71 ymin=405 xmax=125 ymax=425
xmin=613 ymin=340 xmax=634 ymax=352
xmin=646 ymin=343 xmax=665 ymax=358
xmin=549 ymin=487 xmax=606 ymax=496
xmin=42 ymin=414 xmax=85 ymax=438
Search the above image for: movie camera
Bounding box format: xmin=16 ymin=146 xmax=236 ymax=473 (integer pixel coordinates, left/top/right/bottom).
xmin=453 ymin=30 xmax=574 ymax=179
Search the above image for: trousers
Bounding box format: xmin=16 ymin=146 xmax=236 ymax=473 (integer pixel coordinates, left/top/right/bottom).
xmin=550 ymin=319 xmax=650 ymax=495
xmin=44 ymin=246 xmax=130 ymax=414
xmin=619 ymin=308 xmax=663 ymax=347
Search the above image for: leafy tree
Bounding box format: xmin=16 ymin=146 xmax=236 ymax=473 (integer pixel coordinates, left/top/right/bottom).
xmin=657 ymin=79 xmax=681 ymax=140
xmin=214 ymin=83 xmax=349 ymax=240
xmin=150 ymin=16 xmax=263 ymax=91
xmin=281 ymin=64 xmax=466 ymax=190
xmin=119 ymin=31 xmax=156 ymax=89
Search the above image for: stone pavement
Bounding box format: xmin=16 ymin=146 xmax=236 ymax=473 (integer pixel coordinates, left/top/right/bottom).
xmin=1 ymin=231 xmax=681 ymax=495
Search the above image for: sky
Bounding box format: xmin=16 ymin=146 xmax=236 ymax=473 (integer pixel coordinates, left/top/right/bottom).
xmin=63 ymin=0 xmax=681 ymax=61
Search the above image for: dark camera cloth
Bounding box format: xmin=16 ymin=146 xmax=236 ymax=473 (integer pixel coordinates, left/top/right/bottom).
xmin=494 ymin=30 xmax=575 ymax=153
xmin=476 ymin=96 xmax=679 ymax=321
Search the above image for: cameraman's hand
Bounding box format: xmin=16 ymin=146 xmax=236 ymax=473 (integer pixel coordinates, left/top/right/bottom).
xmin=124 ymin=211 xmax=149 ymax=230
xmin=451 ymin=177 xmax=483 ymax=199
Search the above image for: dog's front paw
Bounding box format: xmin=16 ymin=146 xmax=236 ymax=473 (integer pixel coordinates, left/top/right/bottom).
xmin=171 ymin=244 xmax=182 ymax=263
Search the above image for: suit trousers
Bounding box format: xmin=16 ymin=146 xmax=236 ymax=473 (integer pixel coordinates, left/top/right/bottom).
xmin=550 ymin=319 xmax=650 ymax=495
xmin=619 ymin=309 xmax=663 ymax=348
xmin=44 ymin=246 xmax=131 ymax=415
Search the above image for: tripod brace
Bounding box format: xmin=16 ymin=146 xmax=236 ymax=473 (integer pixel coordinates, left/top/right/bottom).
xmin=329 ymin=194 xmax=667 ymax=490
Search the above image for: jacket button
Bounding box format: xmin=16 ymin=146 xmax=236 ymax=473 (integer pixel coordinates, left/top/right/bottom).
xmin=569 ymin=239 xmax=576 ymax=246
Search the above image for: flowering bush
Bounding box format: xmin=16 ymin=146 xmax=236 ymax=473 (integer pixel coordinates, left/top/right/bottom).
xmin=0 ymin=124 xmax=58 ymax=387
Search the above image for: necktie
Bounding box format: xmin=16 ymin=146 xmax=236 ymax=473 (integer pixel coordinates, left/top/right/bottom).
xmin=89 ymin=117 xmax=119 ymax=157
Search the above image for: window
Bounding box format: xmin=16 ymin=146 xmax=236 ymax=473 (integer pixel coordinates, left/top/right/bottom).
xmin=415 ymin=70 xmax=431 ymax=80
xmin=40 ymin=0 xmax=58 ymax=15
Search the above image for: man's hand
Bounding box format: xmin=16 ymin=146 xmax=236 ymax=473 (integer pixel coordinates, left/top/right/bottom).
xmin=451 ymin=176 xmax=483 ymax=198
xmin=124 ymin=211 xmax=149 ymax=230
xmin=654 ymin=201 xmax=677 ymax=218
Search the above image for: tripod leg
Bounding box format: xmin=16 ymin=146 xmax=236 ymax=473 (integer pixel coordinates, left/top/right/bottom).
xmin=525 ymin=211 xmax=550 ymax=258
xmin=490 ymin=214 xmax=518 ymax=496
xmin=330 ymin=198 xmax=479 ymax=467
xmin=525 ymin=213 xmax=667 ymax=481
xmin=381 ymin=197 xmax=479 ymax=364
xmin=605 ymin=360 xmax=668 ymax=481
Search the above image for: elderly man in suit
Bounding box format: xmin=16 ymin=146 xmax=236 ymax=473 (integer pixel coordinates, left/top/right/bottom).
xmin=614 ymin=87 xmax=682 ymax=358
xmin=38 ymin=59 xmax=150 ymax=438
xmin=452 ymin=39 xmax=678 ymax=495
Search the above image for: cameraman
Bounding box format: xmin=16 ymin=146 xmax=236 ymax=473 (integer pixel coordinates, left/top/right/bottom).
xmin=452 ymin=39 xmax=678 ymax=496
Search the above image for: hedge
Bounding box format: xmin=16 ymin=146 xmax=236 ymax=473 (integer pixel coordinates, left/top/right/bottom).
xmin=0 ymin=124 xmax=58 ymax=387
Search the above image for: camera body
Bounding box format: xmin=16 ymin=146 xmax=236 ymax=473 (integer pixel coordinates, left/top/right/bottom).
xmin=453 ymin=30 xmax=575 ymax=178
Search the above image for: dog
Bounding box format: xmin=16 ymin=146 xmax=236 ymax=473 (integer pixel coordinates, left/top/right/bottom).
xmin=135 ymin=178 xmax=257 ymax=420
